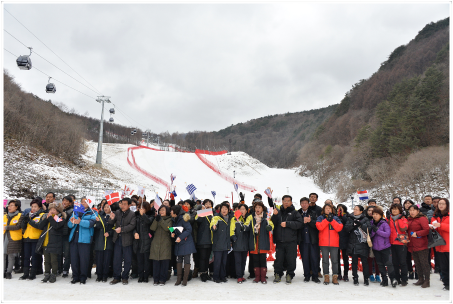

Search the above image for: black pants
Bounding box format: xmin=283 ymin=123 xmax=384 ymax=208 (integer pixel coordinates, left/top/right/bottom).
xmin=274 ymin=241 xmax=297 ymax=277
xmin=213 ymin=251 xmax=228 ymax=281
xmin=351 ymin=254 xmax=369 ymax=280
xmin=96 ymin=250 xmax=113 ymax=279
xmin=70 ymin=241 xmax=91 ymax=281
xmin=438 ymin=252 xmax=449 ymax=287
xmin=57 ymin=239 xmax=71 ymax=273
xmin=391 ymin=244 xmax=408 ymax=282
xmin=299 ymin=242 xmax=319 ymax=279
xmin=251 ymin=253 xmax=267 ymax=268
xmin=234 ymin=251 xmax=247 ymax=278
xmin=137 ymin=251 xmax=151 ymax=278
xmin=112 ymin=237 xmax=132 ymax=280
xmin=197 ymin=246 xmax=212 ymax=273
xmin=43 ymin=252 xmax=58 ymax=274
xmin=373 ymin=247 xmax=395 ymax=280
xmin=406 ymin=249 xmax=413 ymax=273
xmin=153 ymin=259 xmax=170 ymax=282
xmin=248 ymin=251 xmax=255 ymax=277
xmin=337 ymin=248 xmax=349 ymax=277
xmin=193 ymin=251 xmax=200 ymax=269
xmin=226 ymin=251 xmax=236 ymax=278
xmin=23 ymin=242 xmax=38 ymax=269
xmin=131 ymin=248 xmax=137 ymax=275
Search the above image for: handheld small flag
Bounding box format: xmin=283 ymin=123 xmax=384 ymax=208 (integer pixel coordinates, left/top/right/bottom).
xmin=169 ymin=226 xmax=183 ymax=233
xmin=137 ymin=186 xmax=145 ymax=197
xmin=171 ymin=190 xmax=177 ymax=197
xmin=53 ymin=215 xmax=62 ymax=222
xmin=154 ymin=193 xmax=162 ymax=209
xmin=105 ymin=192 xmax=121 ymax=205
xmin=73 ymin=201 xmax=84 ymax=213
xmin=211 ymin=191 xmax=216 ymax=198
xmin=124 ymin=185 xmax=134 ymax=196
xmin=86 ymin=196 xmax=96 ymax=208
xmin=233 ymin=183 xmax=239 ymax=193
xmin=267 ymin=207 xmax=273 ymax=219
xmin=264 ymin=188 xmax=272 ymax=198
xmin=190 ymin=193 xmax=198 ymax=201
xmin=234 ymin=210 xmax=242 ymax=219
xmin=197 ymin=208 xmax=213 ymax=217
xmin=186 ymin=184 xmax=197 ymax=195
xmin=357 ymin=190 xmax=369 ymax=200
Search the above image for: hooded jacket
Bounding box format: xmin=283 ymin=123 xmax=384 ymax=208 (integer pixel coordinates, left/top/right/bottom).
xmin=271 ymin=204 xmax=303 ymax=243
xmin=133 ymin=210 xmax=154 ymax=253
xmin=316 ymin=214 xmax=343 ymax=247
xmin=93 ymin=211 xmax=114 ymax=251
xmin=245 ymin=213 xmax=274 ymax=253
xmin=210 ymin=211 xmax=233 ymax=251
xmin=369 ymin=219 xmax=391 ymax=251
xmin=68 ymin=209 xmax=96 ymax=244
xmin=34 ymin=210 xmax=67 ymax=255
xmin=195 ymin=213 xmax=213 ymax=247
xmin=344 ymin=213 xmax=370 ymax=256
xmin=230 ymin=214 xmax=250 ymax=252
xmin=173 ymin=211 xmax=197 ymax=256
xmin=431 ymin=213 xmax=449 ymax=253
xmin=149 ymin=215 xmax=172 ymax=261
xmin=407 ymin=213 xmax=430 ymax=253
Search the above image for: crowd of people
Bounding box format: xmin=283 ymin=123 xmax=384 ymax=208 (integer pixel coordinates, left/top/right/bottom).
xmin=3 ymin=191 xmax=449 ymax=292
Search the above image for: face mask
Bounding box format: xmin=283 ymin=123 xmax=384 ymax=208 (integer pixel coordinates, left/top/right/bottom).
xmin=130 ymin=206 xmax=137 ymax=212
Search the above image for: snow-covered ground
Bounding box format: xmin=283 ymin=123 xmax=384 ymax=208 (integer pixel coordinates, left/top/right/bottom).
xmin=83 ymin=141 xmax=332 ymax=206
xmin=2 ymin=263 xmax=448 ymax=301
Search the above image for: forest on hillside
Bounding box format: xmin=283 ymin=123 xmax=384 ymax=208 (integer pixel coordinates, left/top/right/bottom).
xmin=297 ymin=18 xmax=450 ymax=204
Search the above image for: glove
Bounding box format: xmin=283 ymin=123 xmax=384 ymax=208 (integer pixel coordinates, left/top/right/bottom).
xmin=239 ymin=192 xmax=245 ymax=201
xmin=371 ymin=225 xmax=379 ymax=232
xmin=155 ymin=214 xmax=162 ymax=222
xmin=266 ymin=225 xmax=272 ymax=231
xmin=231 ymin=235 xmax=238 ymax=243
xmin=354 ymin=220 xmax=362 ymax=227
xmin=327 ymin=214 xmax=333 ymax=222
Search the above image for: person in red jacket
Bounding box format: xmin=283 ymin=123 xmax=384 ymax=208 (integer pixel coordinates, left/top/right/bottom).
xmin=388 ymin=203 xmax=409 ymax=286
xmin=407 ymin=205 xmax=430 ymax=288
xmin=316 ymin=204 xmax=343 ymax=285
xmin=431 ymin=198 xmax=449 ymax=291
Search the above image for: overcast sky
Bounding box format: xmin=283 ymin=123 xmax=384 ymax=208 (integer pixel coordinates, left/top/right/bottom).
xmin=3 ymin=2 xmax=450 ymax=134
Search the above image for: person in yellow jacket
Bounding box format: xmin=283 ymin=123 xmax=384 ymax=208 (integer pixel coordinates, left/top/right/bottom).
xmin=19 ymin=198 xmax=45 ymax=280
xmin=3 ymin=199 xmax=24 ymax=279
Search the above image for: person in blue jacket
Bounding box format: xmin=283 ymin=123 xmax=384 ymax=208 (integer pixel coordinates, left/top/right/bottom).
xmin=170 ymin=205 xmax=196 ymax=287
xmin=68 ymin=197 xmax=96 ymax=284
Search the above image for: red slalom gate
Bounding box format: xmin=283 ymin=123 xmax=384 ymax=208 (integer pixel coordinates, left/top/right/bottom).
xmin=267 ymin=233 xmax=276 ymax=262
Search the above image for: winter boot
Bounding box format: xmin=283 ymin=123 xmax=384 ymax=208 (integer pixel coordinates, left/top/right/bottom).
xmin=260 ymin=268 xmax=267 ymax=284
xmin=174 ymin=263 xmax=183 ymax=286
xmin=391 ymin=278 xmax=398 ymax=287
xmin=19 ymin=267 xmax=30 ymax=280
xmin=413 ymin=275 xmax=424 ymax=286
xmin=182 ymin=264 xmax=191 ymax=286
xmin=323 ymin=274 xmax=330 ymax=285
xmin=375 ymin=275 xmax=381 ymax=283
xmin=273 ymin=274 xmax=281 ymax=284
xmin=408 ymin=271 xmax=414 ymax=280
xmin=343 ymin=275 xmax=349 ymax=282
xmin=5 ymin=272 xmax=12 ymax=279
xmin=421 ymin=278 xmax=430 ymax=288
xmin=332 ymin=274 xmax=339 ymax=285
xmin=192 ymin=267 xmax=199 ymax=278
xmin=28 ymin=268 xmax=37 ymax=280
xmin=41 ymin=273 xmax=50 ymax=283
xmin=364 ymin=278 xmax=369 ymax=286
xmin=380 ymin=276 xmax=388 ymax=287
xmin=414 ymin=271 xmax=419 ymax=280
xmin=353 ymin=277 xmax=359 ymax=285
xmin=200 ymin=272 xmax=208 ymax=282
xmin=253 ymin=267 xmax=261 ymax=283
xmin=369 ymin=274 xmax=375 ymax=283
xmin=49 ymin=273 xmax=56 ymax=283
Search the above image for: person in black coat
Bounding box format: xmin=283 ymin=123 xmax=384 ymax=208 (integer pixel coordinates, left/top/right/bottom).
xmin=210 ymin=202 xmax=232 ymax=283
xmin=298 ymin=197 xmax=321 ymax=283
xmin=94 ymin=203 xmax=114 ymax=282
xmin=271 ymin=195 xmax=303 ymax=284
xmin=133 ymin=201 xmax=154 ymax=283
xmin=345 ymin=205 xmax=371 ymax=286
xmin=195 ymin=199 xmax=214 ymax=282
xmin=230 ymin=204 xmax=250 ymax=283
xmin=59 ymin=196 xmax=74 ymax=278
xmin=170 ymin=205 xmax=197 ymax=286
xmin=336 ymin=204 xmax=351 ymax=282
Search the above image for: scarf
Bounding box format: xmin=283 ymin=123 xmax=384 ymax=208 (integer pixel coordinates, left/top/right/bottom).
xmin=8 ymin=210 xmax=19 ymax=218
xmin=351 ymin=214 xmax=362 ymax=220
xmin=254 ymin=213 xmax=263 ymax=234
xmin=391 ymin=214 xmax=401 ymax=222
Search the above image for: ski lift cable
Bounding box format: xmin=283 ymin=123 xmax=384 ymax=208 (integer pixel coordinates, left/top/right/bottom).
xmin=4 ymin=8 xmax=103 ymax=95
xmin=112 ymin=104 xmax=149 ymax=132
xmin=5 ymin=48 xmax=97 ymax=100
xmin=4 ymin=29 xmax=101 ymax=95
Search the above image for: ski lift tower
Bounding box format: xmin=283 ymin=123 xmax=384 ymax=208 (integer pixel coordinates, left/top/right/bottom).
xmin=95 ymin=96 xmax=111 ymax=167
